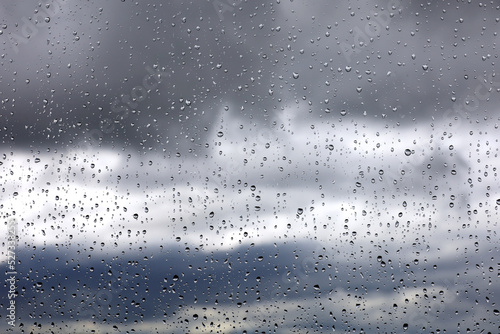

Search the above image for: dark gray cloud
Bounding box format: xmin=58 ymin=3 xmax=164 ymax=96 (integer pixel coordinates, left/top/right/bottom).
xmin=2 ymin=0 xmax=498 ymax=151
xmin=1 ymin=240 xmax=497 ymax=333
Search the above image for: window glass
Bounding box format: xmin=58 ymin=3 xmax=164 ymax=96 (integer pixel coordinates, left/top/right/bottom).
xmin=1 ymin=1 xmax=499 ymax=333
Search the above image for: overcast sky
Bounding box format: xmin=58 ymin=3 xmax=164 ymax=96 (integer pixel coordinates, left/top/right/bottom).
xmin=1 ymin=1 xmax=499 ymax=333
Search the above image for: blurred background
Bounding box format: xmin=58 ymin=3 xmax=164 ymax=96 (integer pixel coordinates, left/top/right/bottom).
xmin=1 ymin=0 xmax=499 ymax=333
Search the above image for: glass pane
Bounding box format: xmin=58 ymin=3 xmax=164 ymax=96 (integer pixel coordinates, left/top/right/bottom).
xmin=1 ymin=1 xmax=498 ymax=333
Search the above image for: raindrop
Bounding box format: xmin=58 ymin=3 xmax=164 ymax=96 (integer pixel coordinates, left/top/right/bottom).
xmin=404 ymin=149 xmax=412 ymax=156
xmin=292 ymin=72 xmax=299 ymax=79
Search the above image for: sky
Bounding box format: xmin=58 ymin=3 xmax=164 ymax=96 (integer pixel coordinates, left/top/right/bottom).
xmin=0 ymin=0 xmax=499 ymax=333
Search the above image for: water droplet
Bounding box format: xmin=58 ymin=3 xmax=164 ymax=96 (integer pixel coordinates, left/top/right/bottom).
xmin=404 ymin=149 xmax=412 ymax=156
xmin=340 ymin=110 xmax=347 ymax=116
xmin=292 ymin=72 xmax=299 ymax=79
xmin=217 ymin=131 xmax=224 ymax=137
xmin=422 ymin=64 xmax=429 ymax=70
